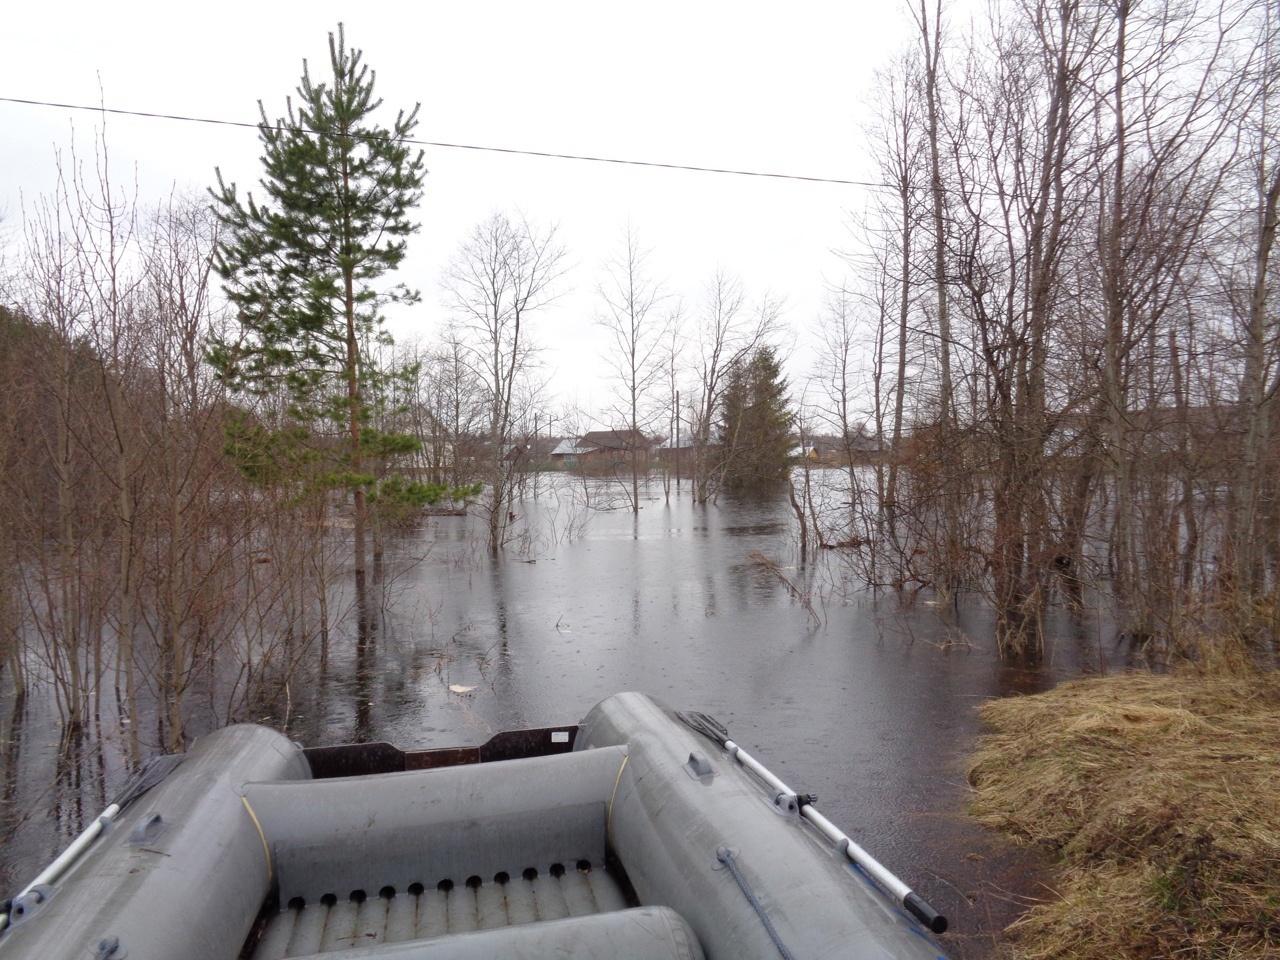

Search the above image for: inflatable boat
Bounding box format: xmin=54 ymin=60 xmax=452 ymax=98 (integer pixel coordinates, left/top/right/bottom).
xmin=0 ymin=693 xmax=949 ymax=959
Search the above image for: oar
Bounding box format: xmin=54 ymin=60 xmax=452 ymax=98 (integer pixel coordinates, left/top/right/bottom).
xmin=0 ymin=753 xmax=184 ymax=931
xmin=678 ymin=711 xmax=948 ymax=935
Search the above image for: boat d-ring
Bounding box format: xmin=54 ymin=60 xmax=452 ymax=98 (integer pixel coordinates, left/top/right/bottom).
xmin=7 ymin=884 xmax=56 ymax=924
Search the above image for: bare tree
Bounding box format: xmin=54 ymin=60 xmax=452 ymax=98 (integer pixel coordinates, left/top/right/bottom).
xmin=5 ymin=130 xmax=345 ymax=752
xmin=659 ymin=305 xmax=686 ymax=501
xmin=829 ymin=0 xmax=1271 ymax=657
xmin=806 ymin=284 xmax=884 ymax=568
xmin=1228 ymin=0 xmax=1280 ymax=602
xmin=409 ymin=327 xmax=488 ymax=489
xmin=685 ymin=271 xmax=778 ymax=504
xmin=909 ymin=0 xmax=956 ymax=426
xmin=595 ymin=224 xmax=670 ymax=514
xmin=444 ymin=212 xmax=567 ymax=553
xmin=862 ymin=57 xmax=930 ymax=557
xmin=1090 ymin=0 xmax=1242 ymax=638
xmin=17 ymin=144 xmax=102 ymax=732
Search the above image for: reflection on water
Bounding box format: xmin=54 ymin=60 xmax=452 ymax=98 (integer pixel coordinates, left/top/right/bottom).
xmin=0 ymin=474 xmax=1130 ymax=958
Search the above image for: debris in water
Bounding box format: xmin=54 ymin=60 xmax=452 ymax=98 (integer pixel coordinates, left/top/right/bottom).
xmin=448 ymin=684 xmax=475 ymax=694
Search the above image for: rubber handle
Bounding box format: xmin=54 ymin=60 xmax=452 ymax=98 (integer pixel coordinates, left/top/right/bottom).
xmin=904 ymin=891 xmax=948 ymax=934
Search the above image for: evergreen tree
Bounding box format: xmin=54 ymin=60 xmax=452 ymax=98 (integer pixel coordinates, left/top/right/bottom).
xmin=210 ymin=24 xmax=427 ymax=591
xmin=718 ymin=346 xmax=794 ymax=490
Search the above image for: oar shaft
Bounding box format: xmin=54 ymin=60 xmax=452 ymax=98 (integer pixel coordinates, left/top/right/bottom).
xmin=0 ymin=803 xmax=124 ymax=932
xmin=725 ymin=740 xmax=788 ymax=793
xmin=21 ymin=803 xmax=121 ymax=895
xmin=722 ymin=739 xmax=947 ymax=934
xmin=799 ymin=804 xmax=910 ymax=899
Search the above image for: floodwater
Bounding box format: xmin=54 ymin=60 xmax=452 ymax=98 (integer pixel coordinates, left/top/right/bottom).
xmin=1 ymin=473 xmax=1130 ymax=958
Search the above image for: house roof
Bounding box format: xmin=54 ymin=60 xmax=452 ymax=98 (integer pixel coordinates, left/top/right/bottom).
xmin=655 ymin=436 xmax=696 ymax=451
xmin=580 ymin=428 xmax=649 ymax=451
xmin=551 ymin=437 xmax=588 ymax=456
xmin=522 ymin=435 xmax=564 ymax=459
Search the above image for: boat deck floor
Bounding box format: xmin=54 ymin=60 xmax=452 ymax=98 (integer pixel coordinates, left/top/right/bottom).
xmin=249 ymin=860 xmax=631 ymax=958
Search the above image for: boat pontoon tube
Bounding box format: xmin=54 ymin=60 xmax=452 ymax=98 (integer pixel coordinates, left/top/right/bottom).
xmin=0 ymin=693 xmax=947 ymax=960
xmin=0 ymin=724 xmax=310 ymax=960
xmin=577 ymin=692 xmax=944 ymax=960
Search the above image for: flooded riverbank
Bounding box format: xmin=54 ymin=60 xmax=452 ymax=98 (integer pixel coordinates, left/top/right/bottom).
xmin=969 ymin=672 xmax=1280 ymax=960
xmin=1 ymin=475 xmax=1131 ymax=958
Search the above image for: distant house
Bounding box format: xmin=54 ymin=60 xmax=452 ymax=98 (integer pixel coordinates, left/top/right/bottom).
xmin=654 ymin=434 xmax=697 ymax=475
xmin=579 ymin=429 xmax=650 ymax=457
xmin=796 ymin=432 xmax=883 ymax=464
xmin=553 ymin=429 xmax=655 ymax=469
xmin=467 ymin=437 xmax=529 ymax=465
xmin=519 ymin=435 xmax=564 ymax=466
xmin=1046 ymin=402 xmax=1252 ymax=473
xmin=550 ymin=437 xmax=590 ymax=465
xmin=655 ymin=434 xmax=697 ymax=456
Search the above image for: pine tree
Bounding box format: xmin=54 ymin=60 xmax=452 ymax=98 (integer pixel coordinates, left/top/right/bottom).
xmin=210 ymin=24 xmax=427 ymax=592
xmin=718 ymin=346 xmax=794 ymax=490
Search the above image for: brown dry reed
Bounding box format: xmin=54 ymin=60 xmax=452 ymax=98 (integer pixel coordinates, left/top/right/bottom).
xmin=967 ymin=672 xmax=1280 ymax=960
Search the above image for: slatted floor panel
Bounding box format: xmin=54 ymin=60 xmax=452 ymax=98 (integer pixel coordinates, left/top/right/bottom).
xmin=251 ymin=861 xmax=629 ymax=958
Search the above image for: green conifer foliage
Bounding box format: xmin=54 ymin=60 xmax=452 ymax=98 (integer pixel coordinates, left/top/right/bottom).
xmin=209 ymin=24 xmax=428 ymax=583
xmin=718 ymin=346 xmax=795 ymax=490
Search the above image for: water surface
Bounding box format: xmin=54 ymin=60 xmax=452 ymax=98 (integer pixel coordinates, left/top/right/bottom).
xmin=2 ymin=475 xmax=1125 ymax=958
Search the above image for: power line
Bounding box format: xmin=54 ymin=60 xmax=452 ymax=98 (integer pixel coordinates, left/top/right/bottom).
xmin=4 ymin=95 xmax=1261 ymax=217
xmin=0 ymin=95 xmax=884 ymax=189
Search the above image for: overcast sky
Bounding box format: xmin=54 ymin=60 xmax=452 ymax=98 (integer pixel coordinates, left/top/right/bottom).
xmin=2 ymin=0 xmax=920 ymax=424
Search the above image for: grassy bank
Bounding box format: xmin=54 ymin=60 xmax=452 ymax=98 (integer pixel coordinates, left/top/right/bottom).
xmin=967 ymin=672 xmax=1280 ymax=959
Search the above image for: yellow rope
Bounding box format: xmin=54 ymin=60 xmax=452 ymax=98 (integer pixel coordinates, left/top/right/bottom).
xmin=607 ymin=753 xmax=630 ymax=849
xmin=241 ymin=795 xmax=273 ymax=887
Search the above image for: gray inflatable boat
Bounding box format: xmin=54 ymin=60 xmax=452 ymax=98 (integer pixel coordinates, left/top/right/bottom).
xmin=0 ymin=693 xmax=949 ymax=960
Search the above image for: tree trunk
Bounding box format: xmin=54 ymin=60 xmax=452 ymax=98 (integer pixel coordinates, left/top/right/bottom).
xmin=1234 ymin=165 xmax=1280 ymax=594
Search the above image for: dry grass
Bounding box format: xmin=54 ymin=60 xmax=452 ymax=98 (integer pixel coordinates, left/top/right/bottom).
xmin=968 ymin=671 xmax=1280 ymax=960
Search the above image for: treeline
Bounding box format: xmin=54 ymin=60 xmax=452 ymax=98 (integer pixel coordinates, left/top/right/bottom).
xmin=0 ymin=172 xmax=580 ymax=754
xmin=0 ymin=162 xmax=361 ymax=753
xmin=806 ymin=0 xmax=1279 ymax=657
xmin=0 ymin=147 xmax=792 ymax=753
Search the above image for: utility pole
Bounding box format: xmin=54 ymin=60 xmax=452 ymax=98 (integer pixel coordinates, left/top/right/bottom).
xmin=675 ymin=389 xmax=681 ymax=493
